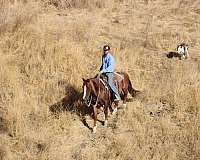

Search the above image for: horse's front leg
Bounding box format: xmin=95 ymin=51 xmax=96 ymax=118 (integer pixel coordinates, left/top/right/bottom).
xmin=93 ymin=105 xmax=98 ymax=133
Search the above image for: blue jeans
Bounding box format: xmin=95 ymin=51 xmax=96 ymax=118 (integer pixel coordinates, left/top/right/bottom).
xmin=105 ymin=73 xmax=121 ymax=100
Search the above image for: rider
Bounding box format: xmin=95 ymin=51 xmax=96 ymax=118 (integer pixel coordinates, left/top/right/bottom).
xmin=99 ymin=45 xmax=121 ymax=101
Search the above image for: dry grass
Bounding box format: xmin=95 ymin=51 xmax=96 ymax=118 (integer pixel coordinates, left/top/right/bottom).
xmin=0 ymin=0 xmax=200 ymax=159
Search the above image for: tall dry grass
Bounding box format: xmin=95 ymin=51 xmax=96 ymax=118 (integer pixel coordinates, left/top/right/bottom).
xmin=0 ymin=0 xmax=200 ymax=159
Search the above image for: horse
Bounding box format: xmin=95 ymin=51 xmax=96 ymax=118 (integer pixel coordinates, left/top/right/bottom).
xmin=82 ymin=72 xmax=139 ymax=133
xmin=82 ymin=77 xmax=112 ymax=133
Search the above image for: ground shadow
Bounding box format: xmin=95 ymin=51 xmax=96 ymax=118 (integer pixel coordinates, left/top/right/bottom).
xmin=49 ymin=83 xmax=95 ymax=116
xmin=0 ymin=116 xmax=8 ymax=134
xmin=49 ymin=84 xmax=82 ymax=114
xmin=126 ymin=98 xmax=134 ymax=102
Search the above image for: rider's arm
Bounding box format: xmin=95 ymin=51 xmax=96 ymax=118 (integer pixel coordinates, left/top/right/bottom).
xmin=102 ymin=55 xmax=115 ymax=73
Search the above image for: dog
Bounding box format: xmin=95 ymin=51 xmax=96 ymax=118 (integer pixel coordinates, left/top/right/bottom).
xmin=176 ymin=43 xmax=189 ymax=60
xmin=166 ymin=43 xmax=189 ymax=60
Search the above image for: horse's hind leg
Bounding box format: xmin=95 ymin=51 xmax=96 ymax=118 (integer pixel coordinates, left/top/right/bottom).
xmin=112 ymin=104 xmax=118 ymax=115
xmin=108 ymin=105 xmax=113 ymax=114
xmin=112 ymin=98 xmax=118 ymax=115
xmin=122 ymin=89 xmax=128 ymax=107
xmin=104 ymin=105 xmax=108 ymax=127
xmin=93 ymin=105 xmax=98 ymax=133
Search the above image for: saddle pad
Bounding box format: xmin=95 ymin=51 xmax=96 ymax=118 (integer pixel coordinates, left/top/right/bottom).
xmin=114 ymin=72 xmax=124 ymax=82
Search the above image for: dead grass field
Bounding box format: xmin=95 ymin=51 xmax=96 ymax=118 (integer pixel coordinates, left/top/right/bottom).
xmin=0 ymin=0 xmax=200 ymax=159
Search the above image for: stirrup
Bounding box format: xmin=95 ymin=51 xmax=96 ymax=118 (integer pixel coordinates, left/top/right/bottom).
xmin=114 ymin=95 xmax=121 ymax=101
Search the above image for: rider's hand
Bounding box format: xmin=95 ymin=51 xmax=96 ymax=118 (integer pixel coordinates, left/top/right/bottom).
xmin=97 ymin=71 xmax=103 ymax=78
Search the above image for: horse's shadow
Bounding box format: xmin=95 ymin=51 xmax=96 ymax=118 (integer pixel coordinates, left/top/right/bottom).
xmin=49 ymin=83 xmax=93 ymax=131
xmin=49 ymin=82 xmax=141 ymax=132
xmin=49 ymin=84 xmax=81 ymax=114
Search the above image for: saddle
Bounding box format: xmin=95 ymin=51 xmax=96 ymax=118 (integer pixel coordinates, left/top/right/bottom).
xmin=100 ymin=72 xmax=124 ymax=91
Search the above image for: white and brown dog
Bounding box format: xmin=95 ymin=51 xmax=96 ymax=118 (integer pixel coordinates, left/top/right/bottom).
xmin=177 ymin=43 xmax=189 ymax=60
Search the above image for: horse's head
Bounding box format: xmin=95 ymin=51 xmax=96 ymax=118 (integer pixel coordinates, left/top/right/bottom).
xmin=82 ymin=78 xmax=92 ymax=100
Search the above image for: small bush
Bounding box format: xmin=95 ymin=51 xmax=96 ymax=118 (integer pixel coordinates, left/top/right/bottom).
xmin=44 ymin=0 xmax=105 ymax=9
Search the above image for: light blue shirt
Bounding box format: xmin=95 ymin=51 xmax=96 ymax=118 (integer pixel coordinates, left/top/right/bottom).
xmin=100 ymin=53 xmax=116 ymax=73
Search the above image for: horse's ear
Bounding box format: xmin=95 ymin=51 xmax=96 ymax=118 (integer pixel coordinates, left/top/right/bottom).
xmin=82 ymin=78 xmax=90 ymax=83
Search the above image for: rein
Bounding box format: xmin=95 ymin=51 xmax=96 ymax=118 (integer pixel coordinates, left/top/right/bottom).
xmin=94 ymin=78 xmax=101 ymax=107
xmin=85 ymin=95 xmax=92 ymax=107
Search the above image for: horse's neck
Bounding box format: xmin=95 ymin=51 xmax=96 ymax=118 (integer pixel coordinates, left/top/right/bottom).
xmin=90 ymin=78 xmax=105 ymax=95
xmin=90 ymin=79 xmax=100 ymax=96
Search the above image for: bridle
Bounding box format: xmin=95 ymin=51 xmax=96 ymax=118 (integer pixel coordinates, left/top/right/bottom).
xmin=83 ymin=78 xmax=102 ymax=108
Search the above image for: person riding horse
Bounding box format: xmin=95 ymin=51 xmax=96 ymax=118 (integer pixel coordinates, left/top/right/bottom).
xmin=82 ymin=45 xmax=140 ymax=132
xmin=98 ymin=45 xmax=121 ymax=102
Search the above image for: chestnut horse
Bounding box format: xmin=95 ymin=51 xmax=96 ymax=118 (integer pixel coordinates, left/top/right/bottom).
xmin=82 ymin=72 xmax=139 ymax=133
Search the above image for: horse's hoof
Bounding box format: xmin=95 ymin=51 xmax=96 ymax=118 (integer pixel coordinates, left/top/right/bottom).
xmin=100 ymin=107 xmax=104 ymax=111
xmin=112 ymin=108 xmax=118 ymax=115
xmin=114 ymin=101 xmax=119 ymax=106
xmin=123 ymin=103 xmax=127 ymax=108
xmin=93 ymin=126 xmax=97 ymax=133
xmin=104 ymin=120 xmax=108 ymax=127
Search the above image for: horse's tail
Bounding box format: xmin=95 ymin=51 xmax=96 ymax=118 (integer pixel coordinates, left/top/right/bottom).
xmin=128 ymin=79 xmax=140 ymax=97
